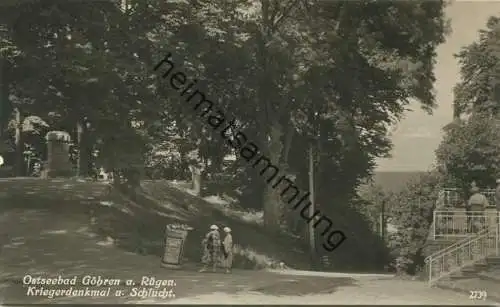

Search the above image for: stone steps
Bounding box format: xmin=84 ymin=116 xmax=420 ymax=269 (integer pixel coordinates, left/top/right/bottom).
xmin=437 ymin=276 xmax=500 ymax=303
xmin=437 ymin=258 xmax=500 ymax=303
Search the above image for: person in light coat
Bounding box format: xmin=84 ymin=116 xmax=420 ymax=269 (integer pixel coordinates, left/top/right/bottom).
xmin=222 ymin=227 xmax=233 ymax=273
xmin=467 ymin=186 xmax=489 ymax=232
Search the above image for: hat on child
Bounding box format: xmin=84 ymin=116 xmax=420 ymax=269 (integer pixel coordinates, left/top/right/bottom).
xmin=223 ymin=227 xmax=231 ymax=233
xmin=210 ymin=224 xmax=219 ymax=230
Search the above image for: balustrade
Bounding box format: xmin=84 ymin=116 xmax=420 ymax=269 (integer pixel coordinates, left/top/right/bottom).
xmin=433 ymin=209 xmax=499 ymax=239
xmin=425 ymin=189 xmax=500 ymax=285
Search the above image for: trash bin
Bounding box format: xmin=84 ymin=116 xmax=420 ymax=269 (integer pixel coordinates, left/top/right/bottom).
xmin=161 ymin=224 xmax=193 ymax=269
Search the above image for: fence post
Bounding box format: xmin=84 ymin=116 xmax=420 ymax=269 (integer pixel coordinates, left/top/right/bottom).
xmin=433 ymin=210 xmax=436 ymax=240
xmin=428 ymin=257 xmax=432 ymax=287
xmin=496 ymin=212 xmax=499 ymax=256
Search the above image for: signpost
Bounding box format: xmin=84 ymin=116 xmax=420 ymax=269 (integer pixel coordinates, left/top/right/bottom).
xmin=161 ymin=224 xmax=193 ymax=269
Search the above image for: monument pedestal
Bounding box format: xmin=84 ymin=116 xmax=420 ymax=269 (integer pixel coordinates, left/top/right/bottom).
xmin=161 ymin=225 xmax=192 ymax=269
xmin=45 ymin=131 xmax=72 ymax=178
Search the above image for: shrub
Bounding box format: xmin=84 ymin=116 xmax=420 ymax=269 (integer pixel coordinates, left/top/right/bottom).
xmin=232 ymin=244 xmax=278 ymax=269
xmin=387 ymin=170 xmax=444 ymax=274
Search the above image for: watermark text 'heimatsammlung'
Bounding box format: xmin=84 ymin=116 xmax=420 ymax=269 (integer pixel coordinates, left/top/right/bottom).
xmin=153 ymin=52 xmax=346 ymax=252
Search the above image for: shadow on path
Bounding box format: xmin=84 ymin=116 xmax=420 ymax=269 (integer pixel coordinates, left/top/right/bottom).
xmin=0 ymin=179 xmax=355 ymax=304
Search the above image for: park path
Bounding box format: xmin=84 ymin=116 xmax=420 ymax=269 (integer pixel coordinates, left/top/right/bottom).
xmin=0 ymin=179 xmax=496 ymax=305
xmin=161 ymin=279 xmax=494 ymax=305
xmin=1 ymin=210 xmax=494 ymax=305
xmin=0 ymin=209 xmax=352 ymax=304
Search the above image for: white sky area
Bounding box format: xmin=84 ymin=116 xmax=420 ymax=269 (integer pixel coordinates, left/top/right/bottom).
xmin=376 ymin=0 xmax=500 ymax=172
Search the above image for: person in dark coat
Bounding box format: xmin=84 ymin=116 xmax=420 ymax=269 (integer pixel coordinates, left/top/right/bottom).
xmin=199 ymin=224 xmax=221 ymax=272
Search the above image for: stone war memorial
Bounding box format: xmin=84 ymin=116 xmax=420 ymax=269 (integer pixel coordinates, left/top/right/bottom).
xmin=44 ymin=131 xmax=73 ymax=178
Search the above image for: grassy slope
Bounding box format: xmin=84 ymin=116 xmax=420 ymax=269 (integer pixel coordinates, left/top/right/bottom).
xmin=142 ymin=180 xmax=391 ymax=273
xmin=135 ymin=180 xmax=310 ymax=268
xmin=0 ymin=178 xmax=310 ymax=270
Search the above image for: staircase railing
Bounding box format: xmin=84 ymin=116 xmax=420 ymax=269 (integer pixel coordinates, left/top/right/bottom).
xmin=425 ymin=227 xmax=499 ymax=286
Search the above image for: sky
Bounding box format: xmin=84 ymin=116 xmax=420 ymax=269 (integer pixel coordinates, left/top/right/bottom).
xmin=376 ymin=1 xmax=500 ymax=172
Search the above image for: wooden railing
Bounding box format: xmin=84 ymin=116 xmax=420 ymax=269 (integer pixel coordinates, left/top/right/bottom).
xmin=425 ymin=228 xmax=499 ymax=286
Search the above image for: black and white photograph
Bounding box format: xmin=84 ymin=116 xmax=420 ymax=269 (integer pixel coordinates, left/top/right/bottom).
xmin=0 ymin=0 xmax=500 ymax=305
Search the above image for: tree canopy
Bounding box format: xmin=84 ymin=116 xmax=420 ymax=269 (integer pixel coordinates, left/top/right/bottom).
xmin=438 ymin=15 xmax=500 ymax=189
xmin=0 ymin=0 xmax=450 ymax=259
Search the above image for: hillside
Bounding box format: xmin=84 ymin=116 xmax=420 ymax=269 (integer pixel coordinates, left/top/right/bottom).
xmin=141 ymin=180 xmax=390 ymax=272
xmin=0 ymin=177 xmax=355 ymax=304
xmin=0 ymin=178 xmax=311 ymax=271
xmin=0 ymin=178 xmax=393 ymax=274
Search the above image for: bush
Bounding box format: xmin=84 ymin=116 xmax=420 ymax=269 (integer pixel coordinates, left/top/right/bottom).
xmin=232 ymin=244 xmax=278 ymax=269
xmin=436 ymin=114 xmax=500 ymax=188
xmin=0 ymin=166 xmax=14 ymax=178
xmin=387 ymin=170 xmax=444 ymax=275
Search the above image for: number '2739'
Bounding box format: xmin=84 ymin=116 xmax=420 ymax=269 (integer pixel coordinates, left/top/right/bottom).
xmin=469 ymin=290 xmax=487 ymax=300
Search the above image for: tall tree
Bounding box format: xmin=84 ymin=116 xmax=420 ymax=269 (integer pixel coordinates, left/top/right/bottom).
xmin=436 ymin=113 xmax=500 ymax=189
xmin=4 ymin=0 xmax=449 ymax=240
xmin=146 ymin=0 xmax=449 ymax=232
xmin=453 ymin=16 xmax=500 ymax=117
xmin=438 ymin=15 xmax=500 ymax=188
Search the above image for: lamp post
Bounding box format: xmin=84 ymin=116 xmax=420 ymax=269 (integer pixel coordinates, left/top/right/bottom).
xmin=308 ymin=144 xmax=316 ymax=261
xmin=380 ymin=198 xmax=386 ymax=241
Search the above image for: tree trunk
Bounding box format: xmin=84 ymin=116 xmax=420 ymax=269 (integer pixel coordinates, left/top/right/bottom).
xmin=380 ymin=200 xmax=386 ymax=241
xmin=0 ymin=58 xmax=11 ymax=153
xmin=0 ymin=57 xmax=4 ymax=146
xmin=282 ymin=124 xmax=294 ymax=164
xmin=76 ymin=120 xmax=91 ymax=177
xmin=189 ymin=164 xmax=203 ymax=196
xmin=262 ymin=124 xmax=284 ymax=233
xmin=112 ymin=168 xmax=121 ymax=187
xmin=14 ymin=108 xmax=24 ymax=176
xmin=308 ymin=144 xmax=317 ymax=262
xmin=255 ymin=2 xmax=302 ymax=232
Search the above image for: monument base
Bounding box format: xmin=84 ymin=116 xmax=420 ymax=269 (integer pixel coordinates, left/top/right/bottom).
xmin=161 ymin=262 xmax=181 ymax=269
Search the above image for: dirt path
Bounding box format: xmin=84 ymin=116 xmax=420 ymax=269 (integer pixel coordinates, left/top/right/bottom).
xmin=160 ymin=281 xmax=495 ymax=305
xmin=1 ymin=208 xmax=495 ymax=305
xmin=0 ymin=210 xmax=351 ymax=304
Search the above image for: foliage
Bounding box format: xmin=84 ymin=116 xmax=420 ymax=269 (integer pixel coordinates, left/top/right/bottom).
xmin=387 ymin=170 xmax=444 ymax=274
xmin=436 ymin=113 xmax=500 ymax=189
xmin=453 ymin=16 xmax=500 ymax=117
xmin=149 ymin=0 xmax=450 ymax=231
xmin=0 ymin=0 xmax=450 ymax=262
xmin=437 ymin=15 xmax=500 ymax=189
xmin=317 ymin=194 xmax=391 ymax=272
xmin=357 ymin=182 xmax=393 ymax=232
